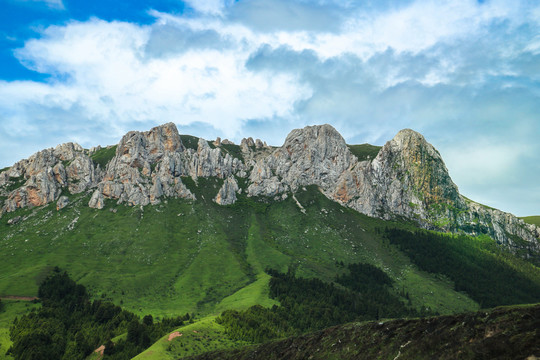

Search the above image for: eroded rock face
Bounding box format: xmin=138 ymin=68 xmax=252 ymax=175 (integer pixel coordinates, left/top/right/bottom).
xmin=187 ymin=138 xmax=243 ymax=179
xmin=90 ymin=123 xmax=192 ymax=207
xmin=214 ymin=177 xmax=239 ymax=205
xmin=1 ymin=143 xmax=100 ymax=213
xmin=248 ymin=124 xmax=355 ymax=197
xmin=56 ymin=196 xmax=70 ymax=211
xmin=340 ymin=129 xmax=466 ymax=222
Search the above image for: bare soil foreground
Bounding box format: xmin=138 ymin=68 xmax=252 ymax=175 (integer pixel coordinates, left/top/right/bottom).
xmin=184 ymin=304 xmax=540 ymax=360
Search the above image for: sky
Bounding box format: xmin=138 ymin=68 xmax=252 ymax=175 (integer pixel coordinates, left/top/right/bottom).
xmin=0 ymin=0 xmax=539 ymax=216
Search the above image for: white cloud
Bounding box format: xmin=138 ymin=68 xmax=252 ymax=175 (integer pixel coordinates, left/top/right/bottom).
xmin=3 ymin=18 xmax=311 ymax=143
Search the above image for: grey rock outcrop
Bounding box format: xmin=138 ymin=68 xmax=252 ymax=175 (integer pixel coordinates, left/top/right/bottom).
xmin=56 ymin=195 xmax=70 ymax=210
xmin=214 ymin=177 xmax=239 ymax=205
xmin=1 ymin=143 xmax=100 ymax=214
xmin=187 ymin=138 xmax=243 ymax=179
xmin=87 ymin=123 xmax=247 ymax=208
xmin=88 ymin=190 xmax=105 ymax=209
xmin=7 ymin=216 xmax=21 ymax=225
xmin=247 ymin=124 xmax=355 ymax=196
xmin=89 ymin=122 xmax=194 ymax=207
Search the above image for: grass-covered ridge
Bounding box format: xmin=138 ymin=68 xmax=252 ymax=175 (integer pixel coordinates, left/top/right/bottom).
xmin=215 ymin=265 xmax=422 ymax=344
xmin=521 ymin=216 xmax=540 ymax=227
xmin=90 ymin=145 xmax=117 ymax=169
xmin=385 ymin=229 xmax=540 ymax=308
xmin=347 ymin=143 xmax=382 ymax=161
xmin=179 ymin=135 xmax=200 ymax=151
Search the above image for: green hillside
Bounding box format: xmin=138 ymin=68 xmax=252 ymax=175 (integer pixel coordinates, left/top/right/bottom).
xmin=0 ymin=184 xmax=480 ymax=318
xmin=521 ymin=216 xmax=540 ymax=227
xmin=1 ymin=182 xmax=539 ymax=359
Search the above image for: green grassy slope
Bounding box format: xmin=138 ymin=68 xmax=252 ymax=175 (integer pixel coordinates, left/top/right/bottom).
xmin=521 ymin=216 xmax=540 ymax=227
xmin=0 ymin=185 xmax=481 ymax=320
xmin=133 ymin=316 xmax=249 ymax=360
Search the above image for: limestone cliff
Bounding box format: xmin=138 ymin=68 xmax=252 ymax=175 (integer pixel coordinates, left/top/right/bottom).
xmin=0 ymin=122 xmax=538 ymax=255
xmin=0 ymin=142 xmax=100 ymax=214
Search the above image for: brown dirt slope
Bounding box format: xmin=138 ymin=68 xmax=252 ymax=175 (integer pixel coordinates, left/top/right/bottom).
xmin=183 ymin=304 xmax=540 ymax=360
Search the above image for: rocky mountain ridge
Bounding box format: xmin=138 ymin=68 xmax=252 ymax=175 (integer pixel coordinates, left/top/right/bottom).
xmin=1 ymin=122 xmax=538 ymax=255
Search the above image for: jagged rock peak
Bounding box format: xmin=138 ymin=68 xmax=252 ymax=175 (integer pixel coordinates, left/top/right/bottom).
xmin=115 ymin=122 xmax=184 ymax=163
xmin=385 ymin=128 xmax=444 ymax=164
xmin=247 ymin=124 xmax=355 ymax=197
xmin=392 ymin=128 xmax=426 ymax=143
xmin=373 ymin=127 xmax=463 ymax=211
xmin=283 ymin=124 xmax=346 ymax=147
xmin=279 ymin=124 xmax=352 ymax=170
xmin=53 ymin=142 xmax=85 ymax=161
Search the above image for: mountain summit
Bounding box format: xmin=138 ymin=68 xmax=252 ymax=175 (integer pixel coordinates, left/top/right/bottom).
xmin=0 ymin=123 xmax=538 ymax=255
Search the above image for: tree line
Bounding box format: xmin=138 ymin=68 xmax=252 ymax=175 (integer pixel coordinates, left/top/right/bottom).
xmin=8 ymin=267 xmax=189 ymax=360
xmin=384 ymin=228 xmax=540 ymax=308
xmin=217 ymin=263 xmax=423 ymax=343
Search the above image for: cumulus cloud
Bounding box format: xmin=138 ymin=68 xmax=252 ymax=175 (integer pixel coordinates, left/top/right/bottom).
xmin=3 ymin=18 xmax=311 ymax=142
xmin=1 ymin=0 xmax=540 ymax=215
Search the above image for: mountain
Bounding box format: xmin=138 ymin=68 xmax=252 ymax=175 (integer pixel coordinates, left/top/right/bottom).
xmin=1 ymin=123 xmax=540 ymax=359
xmin=1 ymin=123 xmax=538 ymax=256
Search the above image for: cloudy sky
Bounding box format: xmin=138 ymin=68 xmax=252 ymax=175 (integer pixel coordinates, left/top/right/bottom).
xmin=1 ymin=0 xmax=539 ymax=216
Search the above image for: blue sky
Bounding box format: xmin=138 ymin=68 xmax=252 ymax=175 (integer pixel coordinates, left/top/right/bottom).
xmin=1 ymin=0 xmax=539 ymax=216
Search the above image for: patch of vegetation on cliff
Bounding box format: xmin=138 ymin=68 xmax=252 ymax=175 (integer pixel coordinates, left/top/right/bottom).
xmin=91 ymin=145 xmax=117 ymax=169
xmin=179 ymin=135 xmax=200 ymax=151
xmin=220 ymin=143 xmax=244 ymax=162
xmin=347 ymin=144 xmax=381 ymax=161
xmin=2 ymin=176 xmax=25 ymax=193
